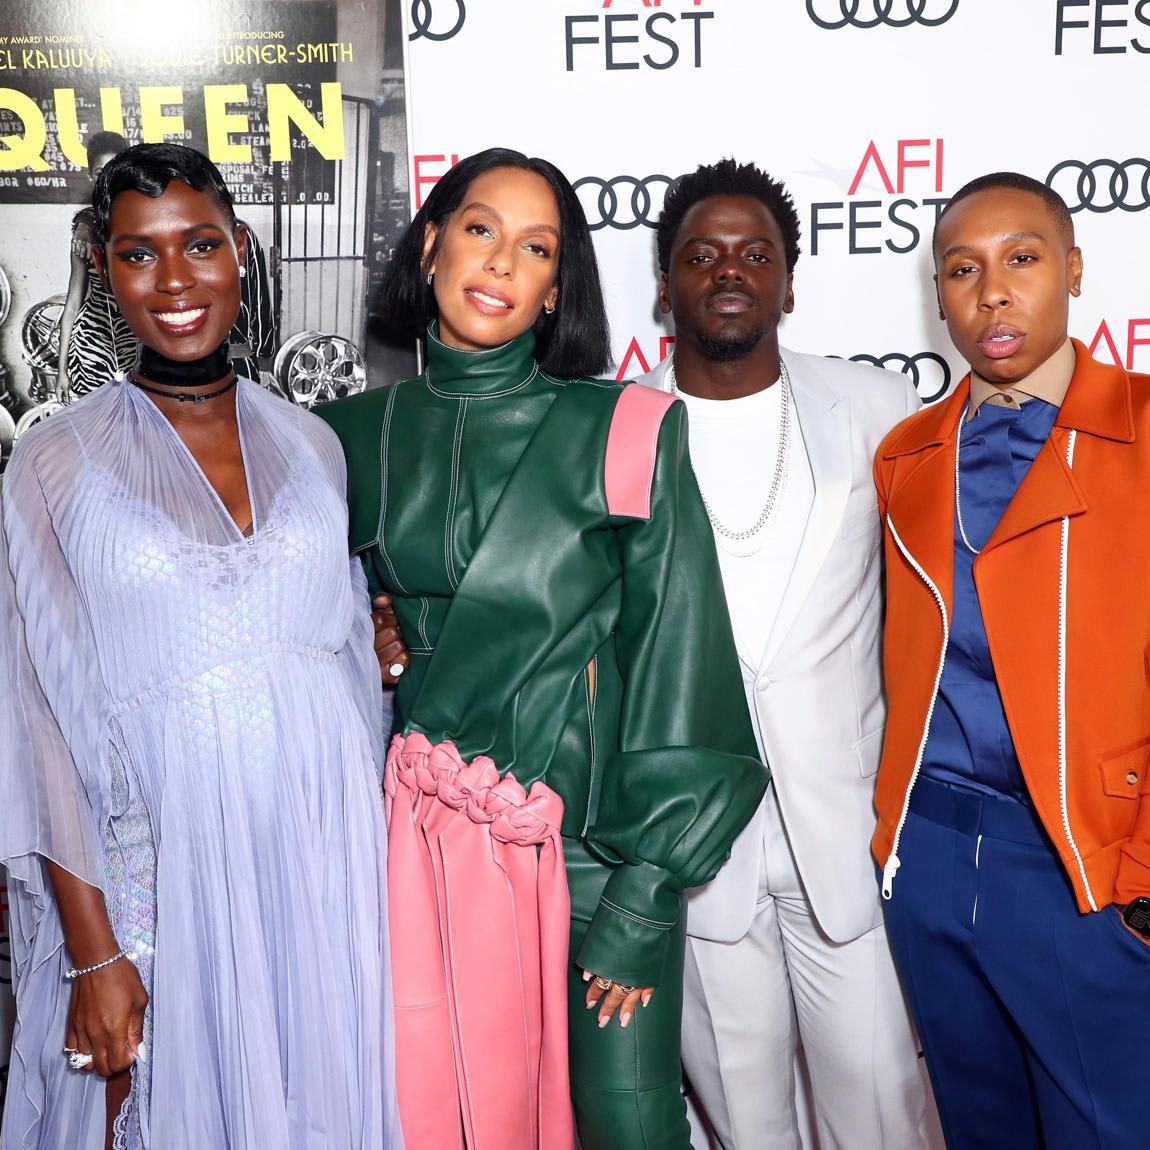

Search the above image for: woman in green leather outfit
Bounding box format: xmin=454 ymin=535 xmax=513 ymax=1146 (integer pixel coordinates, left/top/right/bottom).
xmin=318 ymin=148 xmax=767 ymax=1150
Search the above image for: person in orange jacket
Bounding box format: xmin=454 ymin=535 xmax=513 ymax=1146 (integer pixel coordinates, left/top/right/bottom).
xmin=872 ymin=171 xmax=1150 ymax=1150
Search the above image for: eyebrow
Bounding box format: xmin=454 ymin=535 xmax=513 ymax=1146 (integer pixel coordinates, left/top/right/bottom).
xmin=461 ymin=200 xmax=560 ymax=239
xmin=111 ymin=223 xmax=228 ymax=244
xmin=941 ymin=231 xmax=1047 ymax=260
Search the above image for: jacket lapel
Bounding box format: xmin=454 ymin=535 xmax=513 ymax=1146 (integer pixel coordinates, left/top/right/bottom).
xmin=981 ymin=430 xmax=1087 ymax=552
xmin=759 ymin=353 xmax=851 ymax=672
xmin=881 ymin=382 xmax=966 ymax=620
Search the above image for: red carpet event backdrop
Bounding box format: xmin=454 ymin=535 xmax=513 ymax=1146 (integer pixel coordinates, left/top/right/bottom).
xmin=404 ymin=0 xmax=1149 ymax=402
xmin=0 ymin=0 xmax=1147 ymax=1115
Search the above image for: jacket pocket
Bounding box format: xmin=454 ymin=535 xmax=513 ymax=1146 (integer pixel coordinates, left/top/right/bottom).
xmin=854 ymin=727 xmax=885 ymax=778
xmin=1098 ymin=736 xmax=1150 ymax=799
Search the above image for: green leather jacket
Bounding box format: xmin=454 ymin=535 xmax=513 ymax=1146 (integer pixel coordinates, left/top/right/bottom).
xmin=318 ymin=327 xmax=767 ymax=986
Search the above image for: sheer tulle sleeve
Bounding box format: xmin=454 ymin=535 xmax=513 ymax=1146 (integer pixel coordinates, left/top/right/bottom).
xmin=0 ymin=443 xmax=111 ymax=907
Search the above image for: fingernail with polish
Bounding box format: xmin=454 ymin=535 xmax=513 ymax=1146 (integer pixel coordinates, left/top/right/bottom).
xmin=598 ymin=1016 xmax=609 ymax=1029
xmin=620 ymin=1012 xmax=632 ymax=1028
xmin=582 ymin=970 xmax=591 ymax=982
xmin=641 ymin=991 xmax=652 ymax=1007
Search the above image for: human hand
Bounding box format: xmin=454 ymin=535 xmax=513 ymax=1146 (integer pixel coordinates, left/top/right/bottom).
xmin=66 ymin=958 xmax=148 ymax=1078
xmin=582 ymin=969 xmax=655 ymax=1029
xmin=1114 ymin=906 xmax=1150 ymax=948
xmin=372 ymin=594 xmax=409 ymax=685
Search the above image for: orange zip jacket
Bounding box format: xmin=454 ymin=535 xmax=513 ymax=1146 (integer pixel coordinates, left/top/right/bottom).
xmin=873 ymin=340 xmax=1150 ymax=913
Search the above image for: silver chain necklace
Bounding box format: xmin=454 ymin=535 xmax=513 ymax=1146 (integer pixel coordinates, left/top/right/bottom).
xmin=955 ymin=402 xmax=980 ymax=556
xmin=667 ymin=358 xmax=792 ymax=546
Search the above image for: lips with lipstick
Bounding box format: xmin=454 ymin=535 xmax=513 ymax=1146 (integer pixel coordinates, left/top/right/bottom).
xmin=463 ymin=285 xmax=514 ymax=316
xmin=978 ymin=325 xmax=1025 ymax=360
xmin=151 ymin=304 xmax=210 ymax=335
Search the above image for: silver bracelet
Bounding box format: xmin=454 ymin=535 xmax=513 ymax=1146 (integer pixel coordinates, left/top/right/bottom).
xmin=64 ymin=949 xmax=130 ymax=981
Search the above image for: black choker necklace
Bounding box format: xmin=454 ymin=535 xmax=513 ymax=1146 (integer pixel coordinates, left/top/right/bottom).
xmin=132 ymin=376 xmax=238 ymax=404
xmin=132 ymin=341 xmax=235 ymax=397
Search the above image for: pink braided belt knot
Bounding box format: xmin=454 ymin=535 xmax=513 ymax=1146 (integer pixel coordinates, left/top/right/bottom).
xmin=384 ymin=732 xmax=575 ymax=1150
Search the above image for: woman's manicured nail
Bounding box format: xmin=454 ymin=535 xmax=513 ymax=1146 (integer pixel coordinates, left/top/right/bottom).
xmin=620 ymin=1011 xmax=632 ymax=1028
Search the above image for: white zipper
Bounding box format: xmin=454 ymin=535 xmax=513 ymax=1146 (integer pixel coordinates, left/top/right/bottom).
xmin=884 ymin=428 xmax=1097 ymax=913
xmin=882 ymin=515 xmax=950 ymax=900
xmin=1057 ymin=431 xmax=1097 ymax=910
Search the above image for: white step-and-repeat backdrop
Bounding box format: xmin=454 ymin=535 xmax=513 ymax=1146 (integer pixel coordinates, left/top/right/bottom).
xmin=402 ymin=0 xmax=1149 ymax=402
xmin=1 ymin=0 xmax=1147 ymax=1121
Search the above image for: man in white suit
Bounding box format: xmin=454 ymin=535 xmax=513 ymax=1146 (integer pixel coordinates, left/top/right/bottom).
xmin=638 ymin=159 xmax=938 ymax=1149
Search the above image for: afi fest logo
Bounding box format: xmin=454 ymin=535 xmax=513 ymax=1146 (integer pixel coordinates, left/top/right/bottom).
xmin=1090 ymin=318 xmax=1150 ymax=372
xmin=574 ymin=174 xmax=678 ymax=231
xmin=616 ymin=334 xmax=677 ymax=380
xmin=811 ymin=138 xmax=948 ymax=256
xmin=409 ymin=0 xmax=467 ymax=42
xmin=1047 ymin=158 xmax=1150 ymax=214
xmin=566 ymin=0 xmax=716 ymax=71
xmin=1054 ymin=0 xmax=1150 ymax=53
xmin=807 ymin=0 xmax=960 ymax=29
xmin=615 ymin=339 xmax=954 ymax=403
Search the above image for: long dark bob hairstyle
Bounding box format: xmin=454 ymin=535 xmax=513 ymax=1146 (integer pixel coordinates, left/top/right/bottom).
xmin=378 ymin=148 xmax=612 ymax=380
xmin=92 ymin=142 xmax=238 ymax=247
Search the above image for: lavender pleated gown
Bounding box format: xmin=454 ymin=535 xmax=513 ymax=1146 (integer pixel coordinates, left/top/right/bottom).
xmin=0 ymin=377 xmax=401 ymax=1149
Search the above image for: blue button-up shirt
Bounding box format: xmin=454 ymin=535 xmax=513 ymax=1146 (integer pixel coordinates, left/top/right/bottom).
xmin=921 ymin=398 xmax=1060 ymax=803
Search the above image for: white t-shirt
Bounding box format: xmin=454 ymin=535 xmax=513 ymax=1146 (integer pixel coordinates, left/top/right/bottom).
xmin=671 ymin=374 xmax=814 ymax=669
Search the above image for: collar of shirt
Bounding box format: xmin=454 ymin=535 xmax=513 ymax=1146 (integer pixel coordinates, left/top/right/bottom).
xmin=967 ymin=338 xmax=1075 ymax=420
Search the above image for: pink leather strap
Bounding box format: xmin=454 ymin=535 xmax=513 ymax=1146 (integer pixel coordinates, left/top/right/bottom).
xmin=604 ymin=384 xmax=678 ymax=520
xmin=384 ymin=735 xmax=574 ymax=1150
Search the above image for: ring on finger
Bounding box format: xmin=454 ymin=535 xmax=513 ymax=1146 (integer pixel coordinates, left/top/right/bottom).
xmin=593 ymin=975 xmax=612 ymax=991
xmin=615 ymin=983 xmax=637 ymax=995
xmin=67 ymin=1052 xmax=94 ymax=1071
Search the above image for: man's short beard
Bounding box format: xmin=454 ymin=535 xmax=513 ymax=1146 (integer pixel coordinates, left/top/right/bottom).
xmin=695 ymin=325 xmax=769 ymax=362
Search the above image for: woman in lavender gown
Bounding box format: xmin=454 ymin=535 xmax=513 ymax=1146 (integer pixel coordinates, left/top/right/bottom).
xmin=0 ymin=144 xmax=399 ymax=1149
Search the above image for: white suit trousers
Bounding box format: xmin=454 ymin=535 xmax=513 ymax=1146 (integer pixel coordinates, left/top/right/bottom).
xmin=681 ymin=785 xmax=939 ymax=1150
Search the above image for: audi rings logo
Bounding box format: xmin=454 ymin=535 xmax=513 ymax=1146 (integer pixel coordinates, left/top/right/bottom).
xmin=409 ymin=0 xmax=466 ymax=41
xmin=851 ymin=352 xmax=952 ymax=403
xmin=807 ymin=0 xmax=960 ymax=29
xmin=574 ymin=174 xmax=678 ymax=231
xmin=1046 ymin=158 xmax=1150 ymax=215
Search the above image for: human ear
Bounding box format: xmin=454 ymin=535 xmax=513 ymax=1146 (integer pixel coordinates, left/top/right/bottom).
xmin=1068 ymin=247 xmax=1083 ymax=296
xmin=421 ymin=222 xmax=438 ymax=277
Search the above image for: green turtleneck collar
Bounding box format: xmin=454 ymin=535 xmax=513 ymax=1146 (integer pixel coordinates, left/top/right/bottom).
xmin=423 ymin=321 xmax=540 ymax=398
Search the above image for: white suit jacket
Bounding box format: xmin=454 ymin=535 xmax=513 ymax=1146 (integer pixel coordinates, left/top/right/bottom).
xmin=638 ymin=348 xmax=920 ymax=944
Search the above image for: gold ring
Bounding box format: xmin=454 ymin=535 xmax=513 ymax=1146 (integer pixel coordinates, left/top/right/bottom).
xmin=593 ymin=975 xmax=612 ymax=991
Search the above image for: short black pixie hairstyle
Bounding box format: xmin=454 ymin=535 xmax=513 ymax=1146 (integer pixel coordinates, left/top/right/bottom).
xmin=933 ymin=171 xmax=1075 ymax=257
xmin=92 ymin=143 xmax=237 ymax=246
xmin=656 ymin=158 xmax=802 ymax=275
xmin=376 ymin=147 xmax=611 ymax=379
xmin=85 ymin=130 xmax=127 ymax=171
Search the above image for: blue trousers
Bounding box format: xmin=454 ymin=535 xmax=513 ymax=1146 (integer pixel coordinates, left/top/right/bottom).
xmin=882 ymin=777 xmax=1150 ymax=1150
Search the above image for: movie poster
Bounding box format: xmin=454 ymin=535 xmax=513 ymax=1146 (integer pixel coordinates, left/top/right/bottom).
xmin=0 ymin=0 xmax=414 ymax=1111
xmin=0 ymin=0 xmax=414 ymax=472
